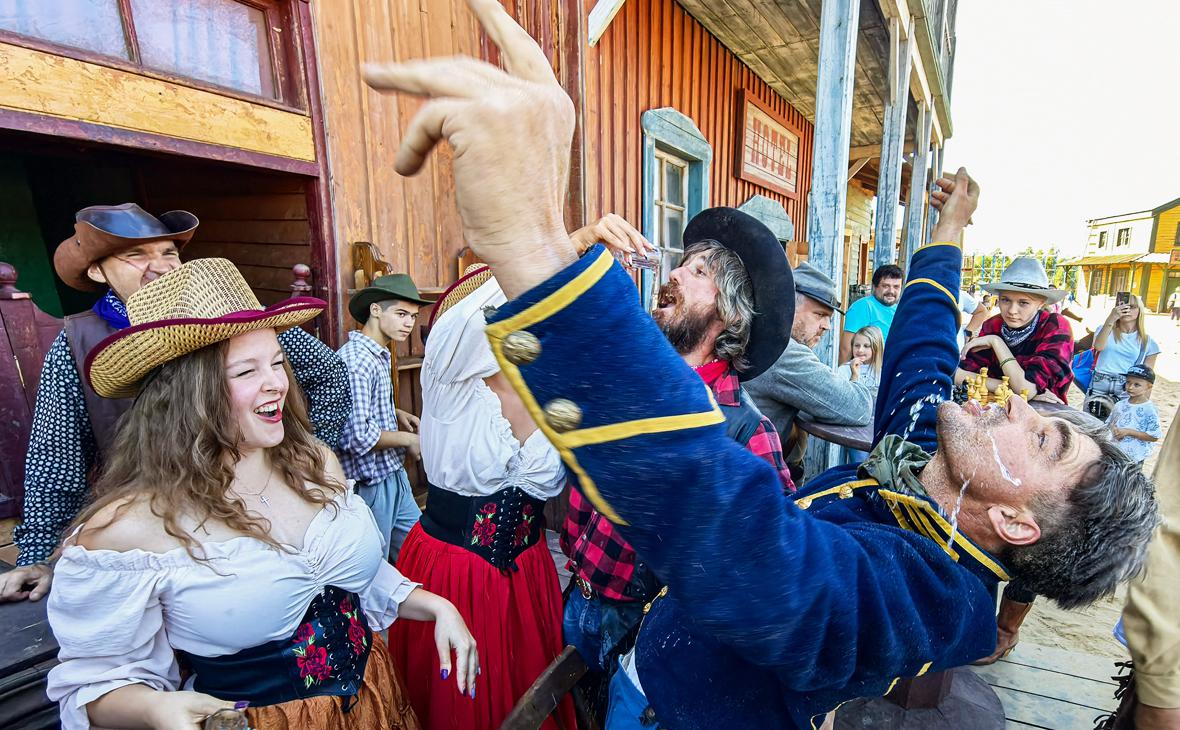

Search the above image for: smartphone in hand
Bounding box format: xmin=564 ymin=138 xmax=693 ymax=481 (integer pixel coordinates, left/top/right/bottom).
xmin=1116 ymin=291 xmax=1130 ymax=307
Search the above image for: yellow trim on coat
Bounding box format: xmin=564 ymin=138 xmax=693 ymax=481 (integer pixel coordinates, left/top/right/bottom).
xmin=486 ymin=247 xmax=615 ymax=336
xmin=879 ymin=490 xmax=1011 ymax=581
xmin=485 ymin=248 xmax=725 ymax=526
xmin=795 ymin=479 xmax=878 ymax=509
xmin=914 ymin=241 xmax=961 ymax=253
xmin=903 ymin=502 xmax=961 ymax=561
xmin=485 ymin=247 xmax=625 ymax=523
xmin=561 ymin=388 xmax=725 ymax=448
xmin=905 ymin=277 xmax=958 ymax=307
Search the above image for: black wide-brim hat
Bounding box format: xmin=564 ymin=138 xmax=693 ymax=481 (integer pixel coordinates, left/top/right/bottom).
xmin=683 ymin=207 xmax=795 ymax=381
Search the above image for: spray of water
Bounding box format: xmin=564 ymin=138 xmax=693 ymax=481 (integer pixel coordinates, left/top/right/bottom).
xmin=901 ymin=393 xmax=945 ymax=442
xmin=987 ymin=433 xmax=1022 ymax=487
xmin=947 ymin=476 xmax=972 ymax=550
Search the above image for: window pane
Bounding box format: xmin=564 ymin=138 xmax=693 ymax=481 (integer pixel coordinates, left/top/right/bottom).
xmin=665 ymin=162 xmax=685 ymax=207
xmin=131 ymin=0 xmax=275 ymax=98
xmin=0 ymin=0 xmax=128 ymax=58
xmin=664 ymin=208 xmax=685 ymax=252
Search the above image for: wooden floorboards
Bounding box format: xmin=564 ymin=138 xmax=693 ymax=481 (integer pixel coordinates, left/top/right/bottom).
xmin=970 ymin=643 xmax=1123 ymax=729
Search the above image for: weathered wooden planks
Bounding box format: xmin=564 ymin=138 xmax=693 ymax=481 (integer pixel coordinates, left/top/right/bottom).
xmin=584 ymin=0 xmax=815 ymax=234
xmin=676 ymin=0 xmax=893 ymax=147
xmin=970 ymin=643 xmax=1122 ymax=730
xmin=0 ymin=42 xmax=315 ymax=162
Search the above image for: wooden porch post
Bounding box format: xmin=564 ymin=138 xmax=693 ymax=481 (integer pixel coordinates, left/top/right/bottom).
xmin=925 ymin=144 xmax=944 ymax=244
xmin=902 ymin=103 xmax=934 ymax=266
xmin=873 ymin=15 xmax=913 ymax=270
xmin=803 ymin=0 xmax=861 ymax=479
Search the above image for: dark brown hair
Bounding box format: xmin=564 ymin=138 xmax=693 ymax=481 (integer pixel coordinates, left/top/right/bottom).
xmin=73 ymin=335 xmax=343 ymax=557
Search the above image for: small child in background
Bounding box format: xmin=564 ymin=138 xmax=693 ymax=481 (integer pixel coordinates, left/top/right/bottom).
xmin=837 ymin=325 xmax=883 ymax=394
xmin=838 ymin=326 xmax=883 ymax=462
xmin=1108 ymin=364 xmax=1162 ymax=468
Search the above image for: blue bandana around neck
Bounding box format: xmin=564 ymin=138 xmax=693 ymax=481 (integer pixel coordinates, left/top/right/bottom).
xmin=92 ymin=289 xmax=131 ymax=330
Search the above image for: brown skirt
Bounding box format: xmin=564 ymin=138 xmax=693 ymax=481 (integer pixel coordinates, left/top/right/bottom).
xmin=246 ymin=634 xmax=421 ymax=730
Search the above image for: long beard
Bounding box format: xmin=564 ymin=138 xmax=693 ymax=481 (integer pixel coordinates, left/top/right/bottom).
xmin=654 ymin=283 xmax=716 ymax=356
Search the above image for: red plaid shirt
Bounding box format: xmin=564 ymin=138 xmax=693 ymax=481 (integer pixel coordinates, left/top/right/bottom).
xmin=959 ymin=311 xmax=1074 ymax=401
xmin=560 ymin=362 xmax=794 ymax=601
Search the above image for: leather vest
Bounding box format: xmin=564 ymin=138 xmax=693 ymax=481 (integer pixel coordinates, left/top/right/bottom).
xmin=63 ymin=311 xmax=134 ymax=457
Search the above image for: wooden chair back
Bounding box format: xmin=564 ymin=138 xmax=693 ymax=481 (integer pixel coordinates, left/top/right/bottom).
xmin=0 ymin=263 xmax=63 ymax=520
xmin=499 ymin=645 xmax=594 ymax=730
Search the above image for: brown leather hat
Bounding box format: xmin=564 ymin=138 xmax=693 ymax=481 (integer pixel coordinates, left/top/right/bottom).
xmin=54 ymin=203 xmax=199 ymax=291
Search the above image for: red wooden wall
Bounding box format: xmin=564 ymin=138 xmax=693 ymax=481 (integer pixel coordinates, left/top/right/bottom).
xmin=582 ymin=0 xmax=815 ymax=234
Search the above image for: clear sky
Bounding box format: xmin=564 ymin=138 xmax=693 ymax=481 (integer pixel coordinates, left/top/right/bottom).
xmin=942 ymin=0 xmax=1180 ymax=256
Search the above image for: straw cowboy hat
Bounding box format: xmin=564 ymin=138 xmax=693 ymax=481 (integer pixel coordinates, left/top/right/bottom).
xmin=981 ymin=257 xmax=1067 ymax=305
xmin=85 ymin=258 xmax=324 ymax=399
xmin=428 ymin=263 xmax=493 ymax=329
xmin=54 ymin=203 xmax=200 ymax=292
xmin=681 ymin=207 xmax=796 ymax=381
xmin=349 ymin=273 xmax=432 ymax=324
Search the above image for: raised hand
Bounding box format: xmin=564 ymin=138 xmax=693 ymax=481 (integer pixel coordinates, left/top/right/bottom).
xmin=929 ymin=167 xmax=980 ymax=243
xmin=364 ymin=0 xmax=578 ymax=297
xmin=571 ymin=213 xmax=656 ymax=265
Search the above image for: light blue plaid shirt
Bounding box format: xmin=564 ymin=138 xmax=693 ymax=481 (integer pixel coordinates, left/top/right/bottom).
xmin=336 ymin=331 xmax=403 ymax=483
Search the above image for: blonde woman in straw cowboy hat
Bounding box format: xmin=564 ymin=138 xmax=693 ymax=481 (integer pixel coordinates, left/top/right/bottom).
xmin=44 ymin=259 xmax=475 ymax=730
xmin=956 ymin=256 xmax=1076 ymax=404
xmin=1 ymin=204 xmax=351 ymax=606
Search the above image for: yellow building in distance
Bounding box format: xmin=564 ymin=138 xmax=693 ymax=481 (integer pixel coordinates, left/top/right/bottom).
xmin=1067 ymin=196 xmax=1180 ymax=313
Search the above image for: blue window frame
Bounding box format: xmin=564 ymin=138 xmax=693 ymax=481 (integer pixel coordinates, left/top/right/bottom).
xmin=640 ymin=108 xmax=712 ymax=304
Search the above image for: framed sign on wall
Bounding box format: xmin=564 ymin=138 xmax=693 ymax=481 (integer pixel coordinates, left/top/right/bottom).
xmin=734 ymin=89 xmax=803 ymax=199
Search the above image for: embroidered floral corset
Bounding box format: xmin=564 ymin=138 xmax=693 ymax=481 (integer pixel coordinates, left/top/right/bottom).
xmin=420 ymin=484 xmax=546 ymax=572
xmin=178 ymin=585 xmax=372 ymax=708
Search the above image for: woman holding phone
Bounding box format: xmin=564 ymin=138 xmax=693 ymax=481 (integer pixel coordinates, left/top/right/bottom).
xmin=1089 ymin=293 xmax=1160 ymax=403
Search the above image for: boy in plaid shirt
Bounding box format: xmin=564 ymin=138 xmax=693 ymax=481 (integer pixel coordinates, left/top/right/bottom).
xmin=561 ymin=210 xmax=793 ymax=682
xmin=337 ymin=274 xmax=431 ymax=562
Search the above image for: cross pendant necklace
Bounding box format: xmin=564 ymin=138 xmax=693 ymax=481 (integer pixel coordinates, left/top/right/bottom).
xmin=259 ymin=494 xmax=271 ymax=507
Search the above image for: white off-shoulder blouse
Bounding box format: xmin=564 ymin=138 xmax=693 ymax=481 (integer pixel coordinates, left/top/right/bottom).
xmin=45 ymin=490 xmax=420 ymax=730
xmin=420 ymin=276 xmax=566 ymax=501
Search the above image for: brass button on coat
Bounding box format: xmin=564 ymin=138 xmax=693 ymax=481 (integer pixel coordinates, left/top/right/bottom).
xmin=838 ymin=485 xmax=854 ymax=499
xmin=502 ymin=330 xmax=541 ymax=364
xmin=796 ymin=497 xmax=813 ymax=510
xmin=543 ymin=398 xmax=582 ymax=432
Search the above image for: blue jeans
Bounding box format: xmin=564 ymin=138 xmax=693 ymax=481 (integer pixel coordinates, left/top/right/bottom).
xmin=357 ymin=466 xmax=421 ymax=562
xmin=605 ymin=660 xmax=659 ymax=729
xmin=563 ymin=590 xmax=646 ymax=674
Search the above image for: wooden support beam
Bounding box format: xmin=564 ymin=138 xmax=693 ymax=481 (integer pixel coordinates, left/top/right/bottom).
xmin=803 ymin=0 xmax=861 ymax=480
xmin=908 ymin=34 xmax=932 ymax=108
xmin=925 ymin=144 xmax=944 ymax=243
xmin=847 ymin=157 xmax=871 ymax=181
xmin=902 ymin=104 xmax=934 ymax=265
xmin=873 ymin=15 xmax=913 ymax=270
xmin=588 ymin=0 xmax=627 ymax=46
xmin=849 ymin=140 xmax=914 ymax=160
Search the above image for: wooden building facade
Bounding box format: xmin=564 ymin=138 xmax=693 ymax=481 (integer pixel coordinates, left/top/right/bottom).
xmin=1066 ymin=196 xmax=1180 ymax=313
xmin=0 ymin=0 xmax=960 ymax=519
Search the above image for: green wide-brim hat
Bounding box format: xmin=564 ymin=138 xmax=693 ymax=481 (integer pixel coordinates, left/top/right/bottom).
xmin=349 ymin=273 xmax=431 ymax=323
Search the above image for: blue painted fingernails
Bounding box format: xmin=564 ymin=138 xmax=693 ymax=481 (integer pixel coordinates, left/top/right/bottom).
xmin=470 ymin=687 xmax=476 ymax=699
xmin=234 ymin=701 xmax=251 ymax=711
xmin=441 ymin=669 xmax=449 ymax=680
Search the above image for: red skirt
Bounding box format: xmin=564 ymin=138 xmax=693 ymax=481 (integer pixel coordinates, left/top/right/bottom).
xmin=389 ymin=523 xmax=575 ymax=730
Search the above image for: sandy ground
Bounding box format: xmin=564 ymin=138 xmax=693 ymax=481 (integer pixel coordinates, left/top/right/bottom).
xmin=1020 ymin=310 xmax=1180 ymax=659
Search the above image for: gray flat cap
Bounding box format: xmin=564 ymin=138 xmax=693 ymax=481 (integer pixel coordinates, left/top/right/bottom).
xmin=792 ymin=262 xmax=843 ymax=313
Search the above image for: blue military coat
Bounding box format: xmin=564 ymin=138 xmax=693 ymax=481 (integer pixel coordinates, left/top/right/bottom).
xmin=485 ymin=241 xmax=1006 ymax=729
